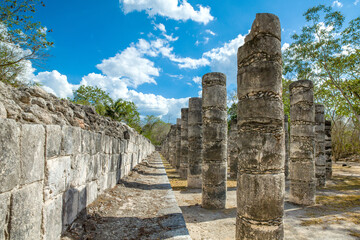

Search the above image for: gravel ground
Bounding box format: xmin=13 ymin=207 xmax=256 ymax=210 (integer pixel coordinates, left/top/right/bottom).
xmin=165 ymin=160 xmax=360 ymax=240
xmin=62 ymin=152 xmax=191 ymax=240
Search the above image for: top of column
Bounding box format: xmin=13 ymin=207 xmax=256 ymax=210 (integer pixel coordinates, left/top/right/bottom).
xmin=202 ymin=72 xmax=226 ymax=87
xmin=245 ymin=13 xmax=281 ymax=43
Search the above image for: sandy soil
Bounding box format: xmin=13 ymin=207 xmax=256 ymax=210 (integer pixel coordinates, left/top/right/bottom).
xmin=164 ymin=160 xmax=360 ymax=240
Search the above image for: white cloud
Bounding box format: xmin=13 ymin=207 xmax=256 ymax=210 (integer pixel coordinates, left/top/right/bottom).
xmin=281 ymin=43 xmax=290 ymax=52
xmin=205 ymin=29 xmax=216 ymax=36
xmin=33 ymin=70 xmax=79 ymax=98
xmin=120 ymin=0 xmax=214 ymax=24
xmin=192 ymin=76 xmax=201 ymax=84
xmin=332 ymin=1 xmax=343 ymax=7
xmin=96 ymin=45 xmax=160 ymax=87
xmin=354 ymin=0 xmax=359 ymax=5
xmin=152 ymin=22 xmax=166 ymax=32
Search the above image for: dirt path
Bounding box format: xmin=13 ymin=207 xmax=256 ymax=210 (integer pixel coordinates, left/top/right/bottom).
xmin=62 ymin=152 xmax=191 ymax=240
xmin=164 ymin=160 xmax=360 ymax=240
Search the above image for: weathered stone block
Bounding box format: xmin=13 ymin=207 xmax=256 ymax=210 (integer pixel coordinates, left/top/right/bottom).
xmin=238 ymin=97 xmax=283 ymax=122
xmin=86 ymin=181 xmax=98 ymax=206
xmin=236 ymin=216 xmax=283 ymax=240
xmin=94 ymin=132 xmax=102 ymax=153
xmin=20 ymin=124 xmax=45 ymax=185
xmin=10 ymin=182 xmax=43 ymax=240
xmin=107 ymin=172 xmax=116 ymax=189
xmin=0 ymin=119 xmax=20 ymax=193
xmin=46 ymin=125 xmax=62 ymax=159
xmin=0 ymin=192 xmax=10 ymax=240
xmin=62 ymin=187 xmax=79 ymax=229
xmin=62 ymin=125 xmax=81 ymax=155
xmin=43 ymin=195 xmax=62 ymax=240
xmin=289 ymin=160 xmax=315 ymax=182
xmin=77 ymin=185 xmax=87 ymax=214
xmin=70 ymin=154 xmax=87 ymax=187
xmin=81 ymin=130 xmax=91 ymax=154
xmin=0 ymin=102 xmax=6 ymax=119
xmin=202 ymin=162 xmax=227 ymax=185
xmin=237 ymin=131 xmax=284 ymax=172
xmin=44 ymin=156 xmax=71 ymax=200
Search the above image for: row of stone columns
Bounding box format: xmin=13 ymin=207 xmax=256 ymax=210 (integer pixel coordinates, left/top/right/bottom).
xmin=160 ymin=13 xmax=333 ymax=240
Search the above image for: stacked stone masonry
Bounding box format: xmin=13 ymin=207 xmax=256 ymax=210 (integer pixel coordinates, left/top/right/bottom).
xmin=315 ymin=104 xmax=326 ymax=187
xmin=289 ymin=80 xmax=316 ymax=206
xmin=236 ymin=13 xmax=285 ymax=239
xmin=201 ymin=72 xmax=228 ymax=209
xmin=176 ymin=118 xmax=181 ymax=170
xmin=0 ymin=82 xmax=155 ymax=240
xmin=180 ymin=108 xmax=189 ymax=178
xmin=325 ymin=120 xmax=332 ymax=179
xmin=228 ymin=118 xmax=238 ymax=179
xmin=284 ymin=115 xmax=290 ymax=179
xmin=187 ymin=97 xmax=203 ymax=188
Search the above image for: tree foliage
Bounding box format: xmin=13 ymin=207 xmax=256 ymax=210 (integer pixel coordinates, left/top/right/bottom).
xmin=141 ymin=115 xmax=170 ymax=145
xmin=0 ymin=0 xmax=53 ymax=85
xmin=72 ymin=85 xmax=112 ymax=115
xmin=104 ymin=98 xmax=141 ymax=132
xmin=283 ymin=4 xmax=360 ymax=125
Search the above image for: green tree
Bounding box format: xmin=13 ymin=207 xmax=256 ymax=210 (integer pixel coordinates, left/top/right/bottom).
xmin=0 ymin=0 xmax=53 ymax=86
xmin=141 ymin=115 xmax=170 ymax=145
xmin=283 ymin=4 xmax=360 ymax=125
xmin=71 ymin=85 xmax=112 ymax=116
xmin=105 ymin=98 xmax=141 ymax=132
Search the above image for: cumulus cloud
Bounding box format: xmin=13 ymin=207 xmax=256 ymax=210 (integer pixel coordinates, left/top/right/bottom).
xmin=152 ymin=22 xmax=166 ymax=32
xmin=33 ymin=70 xmax=79 ymax=98
xmin=332 ymin=0 xmax=343 ymax=7
xmin=120 ymin=0 xmax=214 ymax=24
xmin=192 ymin=76 xmax=201 ymax=84
xmin=96 ymin=45 xmax=160 ymax=87
xmin=354 ymin=0 xmax=359 ymax=5
xmin=281 ymin=43 xmax=290 ymax=52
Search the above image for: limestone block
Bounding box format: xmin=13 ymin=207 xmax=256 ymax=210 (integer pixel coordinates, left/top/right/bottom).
xmin=107 ymin=172 xmax=116 ymax=189
xmin=110 ymin=154 xmax=120 ymax=172
xmin=104 ymin=135 xmax=112 ymax=154
xmin=81 ymin=130 xmax=91 ymax=154
xmin=237 ymin=131 xmax=284 ymax=172
xmin=44 ymin=156 xmax=71 ymax=200
xmin=238 ymin=98 xmax=283 ymax=122
xmin=236 ymin=217 xmax=283 ymax=240
xmin=43 ymin=195 xmax=62 ymax=240
xmin=94 ymin=132 xmax=102 ymax=154
xmin=0 ymin=119 xmax=20 ymax=193
xmin=89 ymin=133 xmax=96 ymax=155
xmin=120 ymin=140 xmax=125 ymax=153
xmin=0 ymin=102 xmax=6 ymax=119
xmin=86 ymin=181 xmax=98 ymax=206
xmin=46 ymin=125 xmax=62 ymax=159
xmin=87 ymin=154 xmax=100 ymax=182
xmin=112 ymin=138 xmax=120 ymax=154
xmin=70 ymin=154 xmax=88 ymax=187
xmin=98 ymin=174 xmax=108 ymax=193
xmin=20 ymin=124 xmax=45 ymax=185
xmin=10 ymin=182 xmax=43 ymax=240
xmin=0 ymin=192 xmax=10 ymax=240
xmin=62 ymin=125 xmax=81 ymax=156
xmin=62 ymin=188 xmax=79 ymax=229
xmin=77 ymin=185 xmax=87 ymax=214
xmin=101 ymin=153 xmax=109 ymax=174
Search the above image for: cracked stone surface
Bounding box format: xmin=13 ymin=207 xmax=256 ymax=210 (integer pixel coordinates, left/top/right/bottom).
xmin=61 ymin=152 xmax=191 ymax=240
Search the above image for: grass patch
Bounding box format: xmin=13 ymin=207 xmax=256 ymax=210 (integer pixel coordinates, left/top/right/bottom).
xmin=316 ymin=195 xmax=360 ymax=210
xmin=324 ymin=176 xmax=360 ymax=192
xmin=300 ymin=218 xmax=324 ymax=226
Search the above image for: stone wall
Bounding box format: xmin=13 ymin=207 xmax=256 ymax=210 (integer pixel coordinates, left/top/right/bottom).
xmin=0 ymin=82 xmax=155 ymax=240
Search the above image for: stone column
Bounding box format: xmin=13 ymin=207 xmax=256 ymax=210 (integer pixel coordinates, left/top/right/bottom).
xmin=180 ymin=108 xmax=189 ymax=178
xmin=201 ymin=72 xmax=227 ymax=209
xmin=228 ymin=118 xmax=238 ymax=179
xmin=187 ymin=97 xmax=203 ymax=188
xmin=176 ymin=118 xmax=181 ymax=170
xmin=315 ymin=104 xmax=326 ymax=187
xmin=325 ymin=120 xmax=332 ymax=179
xmin=289 ymin=80 xmax=316 ymax=206
xmin=169 ymin=125 xmax=177 ymax=167
xmin=236 ymin=13 xmax=285 ymax=239
xmin=284 ymin=115 xmax=290 ymax=179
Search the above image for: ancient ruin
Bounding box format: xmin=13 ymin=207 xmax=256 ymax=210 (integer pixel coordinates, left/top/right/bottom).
xmin=187 ymin=97 xmax=203 ymax=188
xmin=201 ymin=72 xmax=228 ymax=209
xmin=284 ymin=115 xmax=290 ymax=179
xmin=325 ymin=120 xmax=333 ymax=179
xmin=180 ymin=108 xmax=189 ymax=178
xmin=236 ymin=13 xmax=285 ymax=239
xmin=289 ymin=79 xmax=316 ymax=205
xmin=176 ymin=118 xmax=181 ymax=170
xmin=228 ymin=118 xmax=238 ymax=179
xmin=315 ymin=104 xmax=326 ymax=187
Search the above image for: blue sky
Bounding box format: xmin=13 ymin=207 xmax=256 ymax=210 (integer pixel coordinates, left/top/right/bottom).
xmin=27 ymin=0 xmax=359 ymax=123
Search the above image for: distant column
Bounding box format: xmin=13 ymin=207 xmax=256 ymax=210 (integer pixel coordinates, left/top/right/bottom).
xmin=325 ymin=120 xmax=332 ymax=179
xmin=180 ymin=108 xmax=189 ymax=178
xmin=187 ymin=97 xmax=203 ymax=188
xmin=289 ymin=79 xmax=316 ymax=205
xmin=284 ymin=115 xmax=290 ymax=179
xmin=228 ymin=118 xmax=238 ymax=179
xmin=176 ymin=118 xmax=181 ymax=170
xmin=315 ymin=104 xmax=326 ymax=187
xmin=202 ymin=72 xmax=227 ymax=209
xmin=236 ymin=13 xmax=285 ymax=239
xmin=169 ymin=125 xmax=177 ymax=167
